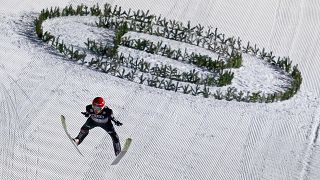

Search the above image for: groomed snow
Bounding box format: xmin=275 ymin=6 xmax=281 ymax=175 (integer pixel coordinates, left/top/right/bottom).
xmin=0 ymin=0 xmax=320 ymax=180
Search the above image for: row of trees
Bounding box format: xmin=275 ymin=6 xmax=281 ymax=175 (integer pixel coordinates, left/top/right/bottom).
xmin=119 ymin=37 xmax=242 ymax=70
xmin=35 ymin=3 xmax=302 ymax=102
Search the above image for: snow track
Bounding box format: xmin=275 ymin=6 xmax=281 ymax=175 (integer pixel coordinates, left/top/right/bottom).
xmin=299 ymin=105 xmax=320 ymax=180
xmin=1 ymin=0 xmax=320 ymax=180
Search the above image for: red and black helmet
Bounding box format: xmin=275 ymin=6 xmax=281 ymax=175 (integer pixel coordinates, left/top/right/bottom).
xmin=92 ymin=97 xmax=105 ymax=108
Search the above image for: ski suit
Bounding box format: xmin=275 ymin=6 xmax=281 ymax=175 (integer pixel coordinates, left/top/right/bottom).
xmin=75 ymin=105 xmax=122 ymax=156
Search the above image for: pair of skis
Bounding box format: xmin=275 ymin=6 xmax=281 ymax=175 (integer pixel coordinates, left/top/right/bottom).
xmin=60 ymin=115 xmax=132 ymax=165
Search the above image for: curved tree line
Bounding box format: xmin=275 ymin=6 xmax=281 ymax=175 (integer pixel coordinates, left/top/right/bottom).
xmin=34 ymin=3 xmax=302 ymax=103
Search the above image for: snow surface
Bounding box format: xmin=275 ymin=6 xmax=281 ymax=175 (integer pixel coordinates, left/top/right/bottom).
xmin=0 ymin=0 xmax=320 ymax=180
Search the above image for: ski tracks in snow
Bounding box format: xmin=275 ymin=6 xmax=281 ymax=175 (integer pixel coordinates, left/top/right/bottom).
xmin=0 ymin=13 xmax=84 ymax=179
xmin=299 ymin=102 xmax=320 ymax=180
xmin=0 ymin=74 xmax=21 ymax=179
xmin=1 ymin=2 xmax=320 ymax=179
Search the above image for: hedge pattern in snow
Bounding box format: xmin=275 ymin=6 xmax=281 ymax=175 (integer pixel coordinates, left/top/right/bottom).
xmin=35 ymin=3 xmax=302 ymax=103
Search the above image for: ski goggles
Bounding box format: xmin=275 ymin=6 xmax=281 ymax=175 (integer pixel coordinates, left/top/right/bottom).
xmin=93 ymin=105 xmax=103 ymax=112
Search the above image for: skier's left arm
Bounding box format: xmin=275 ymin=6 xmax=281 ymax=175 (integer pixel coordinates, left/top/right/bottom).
xmin=110 ymin=113 xmax=123 ymax=126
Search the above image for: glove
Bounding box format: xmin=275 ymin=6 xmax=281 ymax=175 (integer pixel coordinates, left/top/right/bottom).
xmin=81 ymin=112 xmax=89 ymax=117
xmin=114 ymin=120 xmax=123 ymax=126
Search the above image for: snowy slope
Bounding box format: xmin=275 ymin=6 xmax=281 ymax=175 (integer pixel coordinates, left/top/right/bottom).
xmin=0 ymin=0 xmax=320 ymax=180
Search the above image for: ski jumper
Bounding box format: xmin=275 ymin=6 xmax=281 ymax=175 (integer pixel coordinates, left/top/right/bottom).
xmin=75 ymin=105 xmax=121 ymax=156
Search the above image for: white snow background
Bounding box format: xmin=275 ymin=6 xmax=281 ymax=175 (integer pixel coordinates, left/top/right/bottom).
xmin=1 ymin=0 xmax=320 ymax=179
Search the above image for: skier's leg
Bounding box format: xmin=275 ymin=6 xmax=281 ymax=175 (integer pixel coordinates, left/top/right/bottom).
xmin=75 ymin=118 xmax=96 ymax=145
xmin=100 ymin=125 xmax=121 ymax=156
xmin=109 ymin=131 xmax=121 ymax=156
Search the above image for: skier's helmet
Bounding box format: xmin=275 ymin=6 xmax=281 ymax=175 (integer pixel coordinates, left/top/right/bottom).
xmin=92 ymin=97 xmax=105 ymax=113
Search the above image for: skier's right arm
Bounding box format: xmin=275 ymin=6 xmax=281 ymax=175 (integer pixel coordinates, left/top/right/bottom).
xmin=81 ymin=105 xmax=91 ymax=117
xmin=81 ymin=112 xmax=90 ymax=117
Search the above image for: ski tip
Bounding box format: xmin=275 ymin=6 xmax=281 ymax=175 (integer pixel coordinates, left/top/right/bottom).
xmin=126 ymin=138 xmax=133 ymax=144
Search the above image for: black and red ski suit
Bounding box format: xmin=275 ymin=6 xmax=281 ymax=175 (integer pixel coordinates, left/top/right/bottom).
xmin=75 ymin=105 xmax=122 ymax=156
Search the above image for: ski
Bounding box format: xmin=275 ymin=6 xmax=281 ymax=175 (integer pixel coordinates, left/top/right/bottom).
xmin=111 ymin=138 xmax=132 ymax=165
xmin=60 ymin=115 xmax=84 ymax=157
